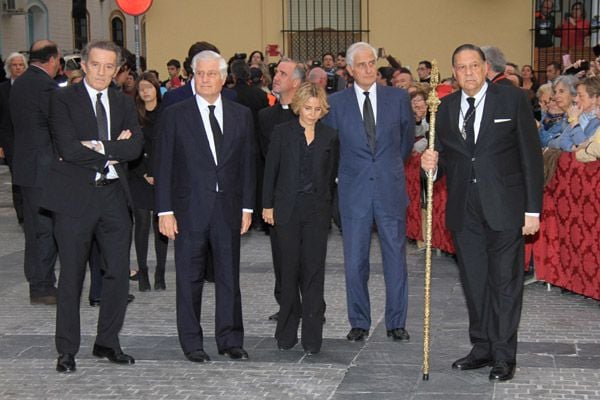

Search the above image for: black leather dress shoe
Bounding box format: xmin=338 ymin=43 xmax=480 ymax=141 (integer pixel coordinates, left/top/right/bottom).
xmin=387 ymin=328 xmax=410 ymax=341
xmin=304 ymin=349 xmax=320 ymax=355
xmin=56 ymin=353 xmax=76 ymax=373
xmin=93 ymin=344 xmax=135 ymax=364
xmin=30 ymin=294 xmax=57 ymax=305
xmin=89 ymin=298 xmax=101 ymax=307
xmin=185 ymin=349 xmax=211 ymax=363
xmin=489 ymin=361 xmax=516 ymax=381
xmin=452 ymin=354 xmax=493 ymax=370
xmin=346 ymin=328 xmax=369 ymax=341
xmin=268 ymin=312 xmax=279 ymax=321
xmin=218 ymin=347 xmax=249 ymax=360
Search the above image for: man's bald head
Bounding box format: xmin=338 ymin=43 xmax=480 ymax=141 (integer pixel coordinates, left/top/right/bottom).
xmin=307 ymin=67 xmax=328 ymax=89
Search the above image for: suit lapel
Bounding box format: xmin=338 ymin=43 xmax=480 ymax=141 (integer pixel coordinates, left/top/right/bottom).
xmin=74 ymin=83 xmax=99 ymax=139
xmin=448 ymin=93 xmax=464 ymax=145
xmin=346 ymin=88 xmax=370 ymax=150
xmin=475 ymin=84 xmax=497 ymax=153
xmin=220 ymin=99 xmax=237 ymax=163
xmin=108 ymin=88 xmax=121 ymax=140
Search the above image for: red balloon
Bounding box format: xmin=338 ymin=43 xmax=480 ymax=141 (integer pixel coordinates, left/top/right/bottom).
xmin=115 ymin=0 xmax=153 ymax=16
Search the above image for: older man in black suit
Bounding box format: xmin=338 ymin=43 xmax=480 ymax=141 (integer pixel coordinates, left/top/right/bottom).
xmin=41 ymin=40 xmax=144 ymax=373
xmin=421 ymin=44 xmax=543 ymax=382
xmin=155 ymin=50 xmax=255 ymax=363
xmin=10 ymin=40 xmax=60 ymax=305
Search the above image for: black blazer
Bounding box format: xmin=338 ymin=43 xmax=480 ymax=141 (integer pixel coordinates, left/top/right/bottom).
xmin=41 ymin=82 xmax=144 ymax=217
xmin=10 ymin=66 xmax=58 ymax=188
xmin=435 ymin=83 xmax=544 ymax=231
xmin=154 ymin=96 xmax=256 ymax=232
xmin=262 ymin=119 xmax=339 ymax=225
xmin=0 ymin=80 xmax=13 ymax=161
xmin=257 ymin=104 xmax=297 ymax=158
xmin=129 ymin=106 xmax=160 ymax=210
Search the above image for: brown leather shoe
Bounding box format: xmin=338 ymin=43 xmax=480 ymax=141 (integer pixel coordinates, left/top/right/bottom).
xmin=30 ymin=294 xmax=57 ymax=305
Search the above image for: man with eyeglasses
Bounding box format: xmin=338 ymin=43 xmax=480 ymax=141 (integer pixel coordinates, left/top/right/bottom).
xmin=323 ymin=41 xmax=414 ymax=344
xmin=155 ymin=50 xmax=255 ymax=363
xmin=417 ymin=60 xmax=432 ymax=83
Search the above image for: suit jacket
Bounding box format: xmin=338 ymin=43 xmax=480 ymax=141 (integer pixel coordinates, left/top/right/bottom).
xmin=323 ymin=84 xmax=414 ymax=218
xmin=257 ymin=104 xmax=297 ymax=158
xmin=154 ymin=96 xmax=256 ymax=232
xmin=262 ymin=119 xmax=339 ymax=225
xmin=435 ymin=83 xmax=544 ymax=231
xmin=0 ymin=80 xmax=14 ymax=161
xmin=10 ymin=66 xmax=58 ymax=187
xmin=40 ymin=82 xmax=144 ymax=217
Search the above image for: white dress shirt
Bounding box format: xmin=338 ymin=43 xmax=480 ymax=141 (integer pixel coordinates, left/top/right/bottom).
xmin=458 ymin=82 xmax=487 ymax=142
xmin=354 ymin=82 xmax=378 ymax=123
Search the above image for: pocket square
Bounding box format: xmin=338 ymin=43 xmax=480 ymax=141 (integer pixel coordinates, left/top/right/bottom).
xmin=494 ymin=118 xmax=511 ymax=123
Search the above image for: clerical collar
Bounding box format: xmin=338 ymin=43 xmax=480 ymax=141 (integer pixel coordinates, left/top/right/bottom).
xmin=281 ymin=104 xmax=289 ymax=110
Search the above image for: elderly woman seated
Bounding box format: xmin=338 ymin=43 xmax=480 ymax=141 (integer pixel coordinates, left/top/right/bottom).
xmin=540 ymin=75 xmax=577 ymax=147
xmin=538 ymin=82 xmax=565 ymax=146
xmin=548 ymin=76 xmax=600 ymax=151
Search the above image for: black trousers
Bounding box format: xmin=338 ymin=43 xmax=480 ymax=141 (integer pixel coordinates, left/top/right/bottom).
xmin=451 ymin=184 xmax=524 ymax=363
xmin=174 ymin=197 xmax=244 ymax=354
xmin=54 ymin=183 xmax=132 ymax=355
xmin=133 ymin=208 xmax=168 ymax=274
xmin=274 ymin=193 xmax=329 ymax=352
xmin=21 ymin=185 xmax=57 ymax=296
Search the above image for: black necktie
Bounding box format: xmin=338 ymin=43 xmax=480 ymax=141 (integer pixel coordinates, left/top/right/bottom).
xmin=363 ymin=92 xmax=376 ymax=154
xmin=208 ymin=105 xmax=222 ymax=163
xmin=464 ymin=97 xmax=476 ymax=154
xmin=96 ymin=92 xmax=109 ymax=141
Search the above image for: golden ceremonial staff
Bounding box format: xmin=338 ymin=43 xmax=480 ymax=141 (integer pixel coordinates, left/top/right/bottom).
xmin=422 ymin=60 xmax=441 ymax=381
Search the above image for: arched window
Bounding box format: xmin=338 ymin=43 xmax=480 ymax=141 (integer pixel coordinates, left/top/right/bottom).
xmin=110 ymin=11 xmax=126 ymax=48
xmin=27 ymin=2 xmax=49 ymax=47
xmin=72 ymin=0 xmax=89 ymax=50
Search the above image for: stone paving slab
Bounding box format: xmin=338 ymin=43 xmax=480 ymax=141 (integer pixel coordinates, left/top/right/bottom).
xmin=0 ymin=165 xmax=599 ymax=399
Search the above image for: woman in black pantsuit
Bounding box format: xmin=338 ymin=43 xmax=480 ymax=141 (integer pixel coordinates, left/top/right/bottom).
xmin=262 ymin=82 xmax=339 ymax=354
xmin=129 ymin=72 xmax=168 ymax=291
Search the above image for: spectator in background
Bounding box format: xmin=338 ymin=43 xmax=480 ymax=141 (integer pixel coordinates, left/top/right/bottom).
xmin=322 ymin=52 xmax=345 ymax=94
xmin=546 ymin=62 xmax=561 ymax=82
xmin=336 ymin=52 xmax=346 ymax=69
xmin=417 ymin=61 xmax=432 ymax=83
xmin=67 ymin=69 xmax=84 ymax=85
xmin=540 ymin=74 xmax=578 ymax=147
xmin=505 ymin=62 xmax=519 ymax=76
xmin=307 ymin=67 xmax=328 ymax=90
xmin=535 ymin=0 xmax=556 ymax=48
xmin=555 ymin=1 xmax=590 ymax=48
xmin=548 ymin=76 xmax=600 ymax=151
xmin=392 ymin=67 xmax=414 ymax=89
xmin=377 ymin=66 xmax=394 ymax=86
xmin=130 ymin=72 xmax=168 ymax=292
xmin=482 ymin=45 xmax=512 ymax=85
xmin=0 ymin=52 xmax=28 ymax=225
xmin=248 ymin=50 xmax=264 ymax=69
xmin=163 ymin=59 xmax=185 ymax=91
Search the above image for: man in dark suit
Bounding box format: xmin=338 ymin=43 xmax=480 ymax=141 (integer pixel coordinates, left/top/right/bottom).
xmin=41 ymin=40 xmax=144 ymax=373
xmin=421 ymin=44 xmax=544 ymax=381
xmin=0 ymin=52 xmax=27 ymax=224
xmin=155 ymin=50 xmax=255 ymax=363
xmin=323 ymin=42 xmax=414 ymax=343
xmin=481 ymin=46 xmax=513 ymax=86
xmin=10 ymin=40 xmax=60 ymax=305
xmin=257 ymin=58 xmax=304 ymax=321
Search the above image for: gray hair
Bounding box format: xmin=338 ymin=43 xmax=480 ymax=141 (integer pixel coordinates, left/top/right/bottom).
xmin=346 ymin=42 xmax=377 ymax=67
xmin=279 ymin=57 xmax=306 ymax=82
xmin=4 ymin=52 xmax=28 ymax=79
xmin=191 ymin=50 xmax=227 ymax=79
xmin=536 ymin=82 xmax=553 ymax=99
xmin=553 ymin=74 xmax=579 ymax=97
xmin=481 ymin=45 xmax=506 ymax=73
xmin=81 ymin=40 xmax=122 ymax=66
xmin=307 ymin=67 xmax=327 ymax=83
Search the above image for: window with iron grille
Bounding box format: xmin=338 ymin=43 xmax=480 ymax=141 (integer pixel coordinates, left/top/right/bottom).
xmin=282 ymin=0 xmax=368 ymax=62
xmin=532 ymin=0 xmax=600 ymax=82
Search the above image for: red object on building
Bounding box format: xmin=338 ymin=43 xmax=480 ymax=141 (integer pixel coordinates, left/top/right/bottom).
xmin=116 ymin=0 xmax=153 ymax=16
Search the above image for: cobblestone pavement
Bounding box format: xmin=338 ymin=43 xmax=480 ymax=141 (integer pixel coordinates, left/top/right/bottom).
xmin=0 ymin=165 xmax=598 ymax=400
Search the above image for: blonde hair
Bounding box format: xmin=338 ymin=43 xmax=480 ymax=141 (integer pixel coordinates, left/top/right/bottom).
xmin=291 ymin=82 xmax=329 ymax=117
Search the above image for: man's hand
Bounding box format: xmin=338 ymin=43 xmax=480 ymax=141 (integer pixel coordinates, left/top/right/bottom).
xmin=159 ymin=214 xmax=178 ymax=240
xmin=420 ymin=149 xmax=439 ymax=173
xmin=241 ymin=211 xmax=252 ymax=235
xmin=262 ymin=208 xmax=275 ymax=226
xmin=144 ymin=174 xmax=154 ymax=185
xmin=522 ymin=215 xmax=540 ymax=236
xmin=116 ymin=130 xmax=132 ymax=140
